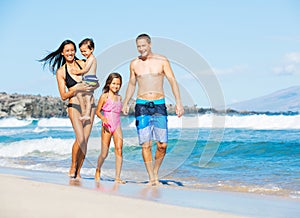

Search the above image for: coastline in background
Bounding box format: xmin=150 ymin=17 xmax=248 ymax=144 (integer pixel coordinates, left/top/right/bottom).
xmin=1 ymin=90 xmax=299 ymax=119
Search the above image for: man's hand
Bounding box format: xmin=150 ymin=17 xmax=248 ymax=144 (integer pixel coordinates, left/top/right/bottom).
xmin=122 ymin=104 xmax=129 ymax=115
xmin=176 ymin=104 xmax=184 ymax=118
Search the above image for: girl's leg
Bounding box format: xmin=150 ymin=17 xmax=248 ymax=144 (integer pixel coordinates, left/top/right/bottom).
xmin=113 ymin=127 xmax=125 ymax=184
xmin=95 ymin=128 xmax=112 ymax=181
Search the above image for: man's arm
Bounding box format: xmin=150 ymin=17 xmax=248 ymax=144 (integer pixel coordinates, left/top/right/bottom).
xmin=163 ymin=57 xmax=184 ymax=118
xmin=122 ymin=61 xmax=137 ymax=115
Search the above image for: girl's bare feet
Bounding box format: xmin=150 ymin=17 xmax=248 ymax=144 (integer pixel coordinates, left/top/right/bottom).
xmin=95 ymin=168 xmax=101 ymax=182
xmin=115 ymin=178 xmax=126 ymax=184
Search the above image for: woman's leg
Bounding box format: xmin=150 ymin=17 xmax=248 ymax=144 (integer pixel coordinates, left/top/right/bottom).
xmin=69 ymin=140 xmax=79 ymax=177
xmin=68 ymin=107 xmax=86 ymax=178
xmin=113 ymin=126 xmax=125 ymax=183
xmin=95 ymin=128 xmax=112 ymax=181
xmin=76 ymin=105 xmax=96 ymax=178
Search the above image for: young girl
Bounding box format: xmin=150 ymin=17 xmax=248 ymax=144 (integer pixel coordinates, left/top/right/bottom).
xmin=72 ymin=38 xmax=99 ymax=121
xmin=95 ymin=72 xmax=125 ymax=184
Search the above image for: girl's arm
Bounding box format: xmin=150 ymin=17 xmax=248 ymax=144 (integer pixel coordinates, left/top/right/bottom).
xmin=96 ymin=94 xmax=111 ymax=132
xmin=96 ymin=94 xmax=107 ymax=121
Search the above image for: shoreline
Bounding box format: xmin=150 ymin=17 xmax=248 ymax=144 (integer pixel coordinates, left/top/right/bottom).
xmin=1 ymin=167 xmax=299 ymax=218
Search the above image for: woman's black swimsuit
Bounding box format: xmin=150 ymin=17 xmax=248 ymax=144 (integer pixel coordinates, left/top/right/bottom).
xmin=65 ymin=61 xmax=82 ymax=88
xmin=65 ymin=61 xmax=95 ymax=113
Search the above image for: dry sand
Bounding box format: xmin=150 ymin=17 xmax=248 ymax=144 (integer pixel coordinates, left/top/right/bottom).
xmin=0 ymin=173 xmax=249 ymax=218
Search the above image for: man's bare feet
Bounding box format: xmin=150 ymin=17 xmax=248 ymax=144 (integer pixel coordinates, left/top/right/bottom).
xmin=152 ymin=174 xmax=159 ymax=186
xmin=95 ymin=168 xmax=100 ymax=182
xmin=115 ymin=178 xmax=126 ymax=184
xmin=75 ymin=173 xmax=81 ymax=179
xmin=148 ymin=179 xmax=159 ymax=186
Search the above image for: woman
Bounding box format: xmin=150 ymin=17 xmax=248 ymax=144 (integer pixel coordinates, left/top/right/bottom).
xmin=40 ymin=40 xmax=98 ymax=179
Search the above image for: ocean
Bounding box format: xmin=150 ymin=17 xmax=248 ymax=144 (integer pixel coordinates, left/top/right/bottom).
xmin=0 ymin=114 xmax=299 ymax=199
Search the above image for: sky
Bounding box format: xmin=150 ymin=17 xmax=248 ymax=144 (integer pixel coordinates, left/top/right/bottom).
xmin=0 ymin=0 xmax=299 ymax=107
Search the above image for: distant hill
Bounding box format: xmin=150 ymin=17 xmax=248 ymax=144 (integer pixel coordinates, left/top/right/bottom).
xmin=229 ymin=86 xmax=300 ymax=112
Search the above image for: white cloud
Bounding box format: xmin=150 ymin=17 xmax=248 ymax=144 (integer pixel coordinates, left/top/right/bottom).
xmin=273 ymin=52 xmax=300 ymax=75
xmin=284 ymin=52 xmax=300 ymax=63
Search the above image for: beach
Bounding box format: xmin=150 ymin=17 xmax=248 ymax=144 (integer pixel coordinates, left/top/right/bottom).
xmin=0 ymin=171 xmax=247 ymax=218
xmin=1 ymin=167 xmax=300 ymax=218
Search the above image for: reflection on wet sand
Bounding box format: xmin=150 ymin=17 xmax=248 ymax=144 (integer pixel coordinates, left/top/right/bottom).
xmin=69 ymin=178 xmax=82 ymax=187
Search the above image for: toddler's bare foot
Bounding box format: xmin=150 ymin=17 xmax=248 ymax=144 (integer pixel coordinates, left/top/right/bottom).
xmin=79 ymin=115 xmax=90 ymax=121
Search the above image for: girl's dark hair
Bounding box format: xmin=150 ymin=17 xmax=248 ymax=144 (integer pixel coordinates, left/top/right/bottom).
xmin=102 ymin=72 xmax=122 ymax=93
xmin=79 ymin=38 xmax=95 ymax=50
xmin=39 ymin=39 xmax=77 ymax=74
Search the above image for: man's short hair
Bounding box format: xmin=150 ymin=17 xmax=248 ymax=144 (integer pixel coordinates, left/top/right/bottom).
xmin=136 ymin=33 xmax=151 ymax=43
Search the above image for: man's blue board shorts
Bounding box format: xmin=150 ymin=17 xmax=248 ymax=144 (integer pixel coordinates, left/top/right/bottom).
xmin=135 ymin=98 xmax=168 ymax=145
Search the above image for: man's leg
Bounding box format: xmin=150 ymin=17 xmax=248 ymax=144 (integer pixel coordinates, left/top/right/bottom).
xmin=141 ymin=140 xmax=156 ymax=185
xmin=153 ymin=142 xmax=167 ymax=184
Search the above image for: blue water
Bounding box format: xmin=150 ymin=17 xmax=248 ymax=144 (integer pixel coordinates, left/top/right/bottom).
xmin=0 ymin=115 xmax=300 ymax=199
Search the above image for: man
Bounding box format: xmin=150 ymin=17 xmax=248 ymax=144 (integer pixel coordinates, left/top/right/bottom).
xmin=122 ymin=33 xmax=184 ymax=185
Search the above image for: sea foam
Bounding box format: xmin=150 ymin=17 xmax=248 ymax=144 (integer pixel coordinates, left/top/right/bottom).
xmin=128 ymin=114 xmax=300 ymax=130
xmin=0 ymin=118 xmax=33 ymax=127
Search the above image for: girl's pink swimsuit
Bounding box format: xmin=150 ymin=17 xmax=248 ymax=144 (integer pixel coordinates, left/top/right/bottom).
xmin=102 ymin=95 xmax=122 ymax=133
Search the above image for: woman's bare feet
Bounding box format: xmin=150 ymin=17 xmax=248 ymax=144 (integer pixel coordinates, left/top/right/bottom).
xmin=95 ymin=168 xmax=101 ymax=182
xmin=68 ymin=168 xmax=76 ymax=178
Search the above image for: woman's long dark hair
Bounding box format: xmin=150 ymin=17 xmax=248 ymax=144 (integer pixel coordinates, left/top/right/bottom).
xmin=39 ymin=40 xmax=77 ymax=74
xmin=102 ymin=72 xmax=122 ymax=93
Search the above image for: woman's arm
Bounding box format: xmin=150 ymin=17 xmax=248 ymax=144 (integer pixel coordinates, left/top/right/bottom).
xmin=56 ymin=68 xmax=77 ymax=101
xmin=56 ymin=67 xmax=95 ymax=101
